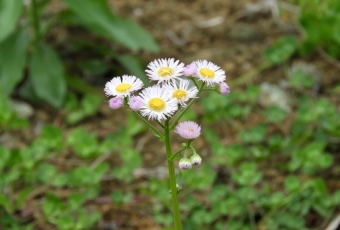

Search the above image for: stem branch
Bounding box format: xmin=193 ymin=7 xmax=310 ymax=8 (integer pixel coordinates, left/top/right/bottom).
xmin=133 ymin=111 xmax=163 ymax=139
xmin=170 ymin=83 xmax=205 ymax=130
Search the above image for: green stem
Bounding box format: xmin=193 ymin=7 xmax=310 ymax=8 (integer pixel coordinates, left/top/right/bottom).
xmin=133 ymin=111 xmax=163 ymax=139
xmin=229 ymin=61 xmax=272 ymax=87
xmin=170 ymin=83 xmax=205 ymax=130
xmin=31 ymin=0 xmax=40 ymax=42
xmin=165 ymin=119 xmax=182 ymax=230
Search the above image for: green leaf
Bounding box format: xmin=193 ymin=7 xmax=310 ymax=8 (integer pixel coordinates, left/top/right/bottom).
xmin=176 ymin=171 xmax=183 ymax=190
xmin=62 ymin=0 xmax=158 ymax=52
xmin=0 ymin=146 xmax=10 ymax=170
xmin=0 ymin=193 xmax=12 ymax=213
xmin=67 ymin=128 xmax=98 ymax=158
xmin=16 ymin=187 xmax=33 ymax=209
xmin=238 ymin=124 xmax=267 ymax=144
xmin=264 ymin=106 xmax=288 ymax=123
xmin=116 ymin=55 xmax=149 ymax=85
xmin=0 ymin=0 xmax=23 ymax=42
xmin=264 ymin=36 xmax=298 ymax=64
xmin=0 ymin=29 xmax=27 ymax=95
xmin=284 ymin=175 xmax=301 ymax=192
xmin=36 ymin=163 xmax=57 ymax=183
xmin=29 ymin=42 xmax=66 ymax=107
xmin=40 ymin=124 xmax=63 ymax=149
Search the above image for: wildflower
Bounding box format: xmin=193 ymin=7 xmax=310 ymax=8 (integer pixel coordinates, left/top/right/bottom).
xmin=183 ymin=63 xmax=197 ymax=76
xmin=104 ymin=75 xmax=143 ymax=98
xmin=218 ymin=82 xmax=230 ymax=95
xmin=175 ymin=121 xmax=201 ymax=139
xmin=192 ymin=60 xmax=226 ymax=86
xmin=165 ymin=80 xmax=198 ymax=106
xmin=128 ymin=96 xmax=143 ymax=111
xmin=145 ymin=58 xmax=184 ymax=84
xmin=139 ymin=85 xmax=178 ymax=121
xmin=179 ymin=157 xmax=192 ymax=170
xmin=108 ymin=97 xmax=124 ymax=110
xmin=190 ymin=154 xmax=202 ymax=165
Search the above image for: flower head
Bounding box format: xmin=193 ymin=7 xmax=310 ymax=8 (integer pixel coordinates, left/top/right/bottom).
xmin=179 ymin=157 xmax=192 ymax=170
xmin=192 ymin=60 xmax=226 ymax=86
xmin=108 ymin=97 xmax=124 ymax=110
xmin=104 ymin=75 xmax=144 ymax=98
xmin=145 ymin=58 xmax=184 ymax=84
xmin=165 ymin=80 xmax=198 ymax=106
xmin=190 ymin=154 xmax=202 ymax=166
xmin=218 ymin=82 xmax=230 ymax=95
xmin=183 ymin=63 xmax=197 ymax=76
xmin=139 ymin=85 xmax=178 ymax=121
xmin=175 ymin=121 xmax=201 ymax=139
xmin=128 ymin=96 xmax=143 ymax=111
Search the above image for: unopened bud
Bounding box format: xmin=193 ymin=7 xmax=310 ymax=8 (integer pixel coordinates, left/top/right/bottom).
xmin=179 ymin=157 xmax=192 ymax=170
xmin=190 ymin=154 xmax=202 ymax=166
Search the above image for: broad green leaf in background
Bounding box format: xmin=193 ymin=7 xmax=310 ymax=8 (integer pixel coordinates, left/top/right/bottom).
xmin=116 ymin=54 xmax=149 ymax=85
xmin=0 ymin=29 xmax=27 ymax=95
xmin=62 ymin=0 xmax=159 ymax=52
xmin=29 ymin=43 xmax=66 ymax=107
xmin=0 ymin=0 xmax=23 ymax=42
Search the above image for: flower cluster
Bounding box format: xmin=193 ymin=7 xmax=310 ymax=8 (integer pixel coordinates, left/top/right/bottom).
xmin=104 ymin=58 xmax=229 ymax=119
xmin=104 ymin=58 xmax=229 ymax=169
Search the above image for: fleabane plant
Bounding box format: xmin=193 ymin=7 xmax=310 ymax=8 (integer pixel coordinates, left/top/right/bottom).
xmin=104 ymin=58 xmax=230 ymax=230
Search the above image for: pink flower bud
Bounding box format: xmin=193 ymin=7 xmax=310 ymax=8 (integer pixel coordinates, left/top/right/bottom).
xmin=109 ymin=97 xmax=124 ymax=109
xmin=128 ymin=96 xmax=143 ymax=111
xmin=183 ymin=63 xmax=197 ymax=76
xmin=218 ymin=82 xmax=230 ymax=95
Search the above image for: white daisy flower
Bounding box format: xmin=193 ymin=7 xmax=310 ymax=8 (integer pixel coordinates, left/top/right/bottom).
xmin=165 ymin=80 xmax=198 ymax=106
xmin=104 ymin=75 xmax=144 ymax=98
xmin=145 ymin=58 xmax=184 ymax=84
xmin=193 ymin=60 xmax=226 ymax=86
xmin=139 ymin=85 xmax=178 ymax=121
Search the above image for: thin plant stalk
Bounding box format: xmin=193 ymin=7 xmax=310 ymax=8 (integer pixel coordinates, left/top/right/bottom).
xmin=165 ymin=119 xmax=182 ymax=230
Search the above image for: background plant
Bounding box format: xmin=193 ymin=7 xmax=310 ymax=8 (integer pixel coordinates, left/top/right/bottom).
xmin=0 ymin=0 xmax=158 ymax=107
xmin=1 ymin=0 xmax=340 ymax=229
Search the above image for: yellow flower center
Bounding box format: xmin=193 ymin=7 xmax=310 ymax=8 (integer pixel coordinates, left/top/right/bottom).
xmin=173 ymin=89 xmax=187 ymax=100
xmin=149 ymin=98 xmax=165 ymax=111
xmin=199 ymin=68 xmax=215 ymax=78
xmin=116 ymin=83 xmax=132 ymax=93
xmin=157 ymin=67 xmax=174 ymax=77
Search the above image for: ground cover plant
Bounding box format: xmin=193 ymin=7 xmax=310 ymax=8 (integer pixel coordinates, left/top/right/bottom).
xmin=1 ymin=0 xmax=340 ymax=229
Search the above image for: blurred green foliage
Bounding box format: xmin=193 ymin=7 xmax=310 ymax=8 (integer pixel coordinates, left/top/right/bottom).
xmin=146 ymin=83 xmax=340 ymax=229
xmin=1 ymin=0 xmax=340 ymax=229
xmin=0 ymin=112 xmax=144 ymax=229
xmin=265 ymin=0 xmax=340 ymax=64
xmin=0 ymin=0 xmax=158 ymax=107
